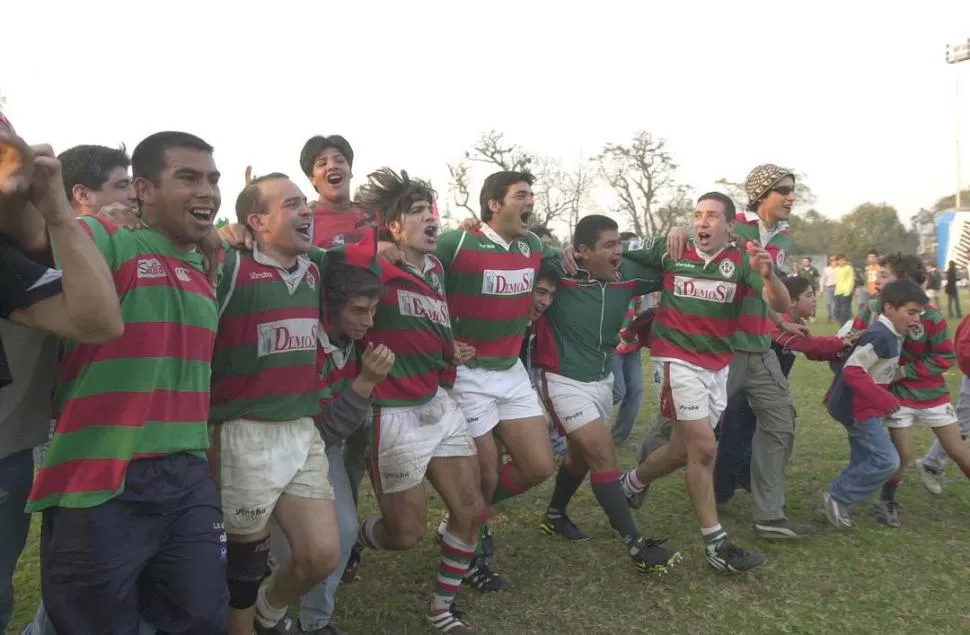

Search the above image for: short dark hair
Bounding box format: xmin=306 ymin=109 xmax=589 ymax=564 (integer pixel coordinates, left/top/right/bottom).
xmin=573 ymin=214 xmax=618 ymax=251
xmin=323 ymin=250 xmax=384 ymax=313
xmin=299 ymin=135 xmax=354 ymax=179
xmin=868 ymin=249 xmax=879 ymax=257
xmin=783 ymin=276 xmax=812 ymax=300
xmin=58 ymin=144 xmax=130 ymax=201
xmin=880 ymin=280 xmax=928 ymax=310
xmin=235 ymin=172 xmax=289 ymax=226
xmin=479 ymin=171 xmax=534 ymax=222
xmin=878 ymin=253 xmax=926 ymax=286
xmin=356 ymin=168 xmax=436 ymax=239
xmin=131 ymin=131 xmax=213 ymax=185
xmin=537 ymin=260 xmax=560 ymax=287
xmin=619 ymin=231 xmax=638 ymax=241
xmin=697 ymin=191 xmax=737 ymax=222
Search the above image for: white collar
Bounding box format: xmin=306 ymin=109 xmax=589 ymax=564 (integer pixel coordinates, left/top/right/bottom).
xmin=481 ymin=223 xmax=512 ymax=250
xmin=877 ymin=313 xmax=902 ymax=338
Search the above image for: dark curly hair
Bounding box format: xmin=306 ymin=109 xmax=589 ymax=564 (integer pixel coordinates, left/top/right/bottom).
xmin=354 ymin=168 xmax=436 ymax=240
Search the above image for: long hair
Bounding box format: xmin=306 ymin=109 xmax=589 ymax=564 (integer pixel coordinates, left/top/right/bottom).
xmin=355 ymin=168 xmax=436 ymax=238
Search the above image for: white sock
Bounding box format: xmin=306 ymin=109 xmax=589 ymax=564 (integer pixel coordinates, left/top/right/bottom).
xmin=623 ymin=469 xmax=645 ymax=494
xmin=254 ymin=582 xmax=287 ymax=628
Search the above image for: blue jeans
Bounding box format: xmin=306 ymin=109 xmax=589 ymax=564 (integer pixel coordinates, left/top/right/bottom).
xmin=824 ymin=285 xmax=836 ymax=321
xmin=714 ymin=394 xmax=756 ymax=503
xmin=271 ymin=443 xmax=357 ymax=631
xmin=0 ymin=449 xmax=34 ymax=633
xmin=829 ymin=417 xmax=900 ymax=506
xmin=611 ymin=350 xmax=644 ymax=444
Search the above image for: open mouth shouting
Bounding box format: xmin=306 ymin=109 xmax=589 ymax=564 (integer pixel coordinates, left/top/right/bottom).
xmin=189 ymin=207 xmax=215 ymax=229
xmin=696 ymin=230 xmax=712 ymax=248
xmin=424 ymin=223 xmax=439 ymax=243
xmin=295 ymin=222 xmax=312 ymax=242
xmin=325 ymin=172 xmax=345 ymax=188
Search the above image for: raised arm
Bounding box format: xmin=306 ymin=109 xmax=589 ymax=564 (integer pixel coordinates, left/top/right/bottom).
xmin=6 ymin=147 xmax=122 ymax=342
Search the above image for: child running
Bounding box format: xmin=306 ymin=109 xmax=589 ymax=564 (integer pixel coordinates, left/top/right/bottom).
xmin=819 ymin=280 xmax=927 ymax=529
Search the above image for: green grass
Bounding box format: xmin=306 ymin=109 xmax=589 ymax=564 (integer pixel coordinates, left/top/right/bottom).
xmin=10 ymin=316 xmax=970 ymax=634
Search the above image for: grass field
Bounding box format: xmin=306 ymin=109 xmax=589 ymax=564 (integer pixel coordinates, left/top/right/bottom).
xmin=10 ymin=316 xmax=970 ymax=634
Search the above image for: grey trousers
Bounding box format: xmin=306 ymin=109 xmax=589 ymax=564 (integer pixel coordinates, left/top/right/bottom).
xmin=637 ymin=350 xmax=795 ymax=521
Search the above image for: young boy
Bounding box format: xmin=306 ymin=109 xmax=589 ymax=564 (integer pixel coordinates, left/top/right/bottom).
xmin=819 ymin=280 xmax=928 ymax=529
xmin=915 ymin=314 xmax=970 ymax=494
xmin=849 ymin=254 xmax=970 ymax=527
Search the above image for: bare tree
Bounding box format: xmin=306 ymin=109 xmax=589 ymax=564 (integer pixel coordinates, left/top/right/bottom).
xmin=446 ymin=162 xmax=476 ymax=217
xmin=447 ymin=130 xmax=594 ymax=229
xmin=595 ymin=131 xmax=678 ymax=237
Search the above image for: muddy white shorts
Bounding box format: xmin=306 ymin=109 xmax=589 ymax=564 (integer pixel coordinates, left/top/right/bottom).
xmin=368 ymin=387 xmax=476 ymax=495
xmin=539 ymin=371 xmax=613 ymax=435
xmin=211 ymin=416 xmax=333 ymax=535
xmin=886 ymin=403 xmax=958 ymax=429
xmin=655 ymin=359 xmax=729 ymax=427
xmin=449 ymin=360 xmax=544 ymax=438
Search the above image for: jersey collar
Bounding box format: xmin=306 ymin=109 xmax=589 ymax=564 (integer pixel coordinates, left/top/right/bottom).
xmin=481 ymin=224 xmax=513 ymax=251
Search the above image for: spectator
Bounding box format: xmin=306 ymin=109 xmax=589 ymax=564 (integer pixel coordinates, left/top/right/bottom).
xmin=797 ymin=256 xmax=820 ymax=322
xmin=821 ymin=255 xmax=838 ymax=322
xmin=58 ymin=144 xmax=137 ymax=216
xmin=946 ymin=260 xmax=962 ymax=318
xmin=864 ymin=250 xmax=880 ymax=308
xmin=611 ymin=232 xmax=646 ymax=445
xmin=925 ymin=262 xmax=942 ymax=308
xmin=834 ymin=254 xmax=855 ymax=324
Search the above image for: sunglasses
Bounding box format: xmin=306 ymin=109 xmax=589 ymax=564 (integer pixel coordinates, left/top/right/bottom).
xmin=771 ymin=185 xmax=795 ymax=196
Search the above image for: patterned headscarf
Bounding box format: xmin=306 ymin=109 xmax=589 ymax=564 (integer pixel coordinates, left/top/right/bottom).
xmin=744 ymin=164 xmax=794 ymax=204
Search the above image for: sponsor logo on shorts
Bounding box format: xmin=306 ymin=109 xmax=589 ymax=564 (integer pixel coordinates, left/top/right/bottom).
xmin=562 ymin=410 xmax=584 ymax=423
xmin=234 ymin=506 xmax=267 ymax=521
xmin=382 ymin=471 xmax=411 ymax=480
xmin=257 ymin=318 xmax=319 ymax=357
xmin=397 ymin=290 xmax=451 ymax=326
xmin=672 ymin=275 xmax=737 ymax=303
xmin=136 ymin=258 xmax=166 ymax=279
xmin=482 ymin=268 xmax=534 ymax=296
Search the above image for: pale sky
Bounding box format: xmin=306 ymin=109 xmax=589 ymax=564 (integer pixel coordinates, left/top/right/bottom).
xmin=4 ymin=1 xmax=970 ymax=236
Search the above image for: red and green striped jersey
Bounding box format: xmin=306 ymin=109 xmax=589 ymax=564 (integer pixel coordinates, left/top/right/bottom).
xmin=27 ymin=216 xmax=217 ymax=512
xmin=311 ymin=202 xmax=372 ymax=249
xmin=853 ymin=299 xmax=954 ymax=407
xmin=615 ymin=296 xmax=644 ymax=354
xmin=730 ymin=214 xmax=793 ymax=352
xmin=436 ymin=226 xmax=543 ymax=371
xmin=209 ymin=247 xmax=322 ymax=423
xmin=346 ymin=237 xmax=455 ymax=407
xmin=534 ymin=257 xmax=662 ymax=382
xmin=623 ymin=237 xmax=764 ymax=370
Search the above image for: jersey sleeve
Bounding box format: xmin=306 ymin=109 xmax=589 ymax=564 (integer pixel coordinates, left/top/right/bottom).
xmin=621 ymin=235 xmax=666 ymax=269
xmin=739 ymin=252 xmax=765 ymax=295
xmin=0 ymin=236 xmax=63 ymax=318
xmin=898 ymin=311 xmax=954 ymax=380
xmin=434 ymin=229 xmax=464 ymax=270
xmin=73 ymin=215 xmax=120 ymax=270
xmin=619 ymin=259 xmax=663 ymax=295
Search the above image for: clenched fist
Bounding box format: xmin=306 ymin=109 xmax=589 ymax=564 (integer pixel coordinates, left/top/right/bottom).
xmin=452 ymin=340 xmax=476 ymax=366
xmin=0 ymin=132 xmax=33 ymax=197
xmin=745 ymin=241 xmax=775 ymax=279
xmin=361 ymin=342 xmax=395 ymax=382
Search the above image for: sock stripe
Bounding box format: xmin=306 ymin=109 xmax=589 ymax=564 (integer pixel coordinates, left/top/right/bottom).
xmin=591 ymin=469 xmax=620 ymax=485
